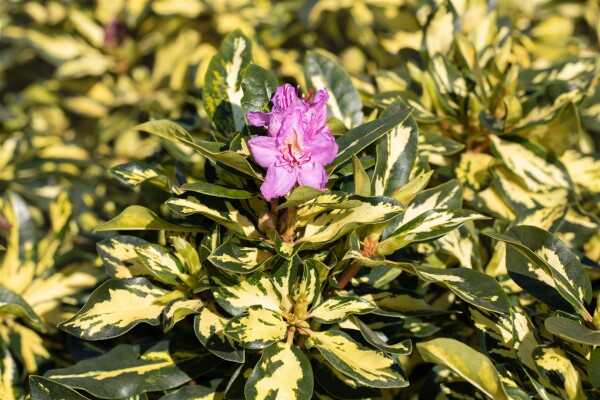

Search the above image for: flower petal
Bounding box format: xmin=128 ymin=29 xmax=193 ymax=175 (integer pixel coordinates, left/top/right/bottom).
xmin=247 ymin=111 xmax=271 ymax=127
xmin=306 ymin=130 xmax=338 ymax=166
xmin=248 ymin=136 xmax=279 ymax=168
xmin=272 ymin=83 xmax=298 ymax=112
xmin=261 ymin=165 xmax=298 ymax=200
xmin=298 ymin=162 xmax=328 ymax=190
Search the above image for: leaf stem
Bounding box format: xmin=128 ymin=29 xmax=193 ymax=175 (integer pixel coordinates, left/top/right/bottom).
xmin=336 ymin=259 xmax=363 ymax=289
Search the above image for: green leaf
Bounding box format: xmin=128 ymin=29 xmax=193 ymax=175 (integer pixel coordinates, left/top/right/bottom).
xmin=276 ymin=186 xmax=326 ymax=210
xmin=245 ymin=342 xmax=313 ymax=400
xmin=1 ymin=343 xmax=23 ymax=400
xmin=203 ymin=29 xmax=252 ymax=135
xmin=353 ymin=317 xmax=412 ymax=355
xmin=166 ymin=194 xmax=260 ymax=240
xmin=487 ymin=225 xmax=593 ymax=320
xmin=194 ymin=303 xmax=244 ymax=363
xmin=544 ymin=316 xmax=600 ymax=345
xmin=0 ymin=285 xmax=45 ymax=332
xmin=180 ymin=182 xmax=252 ymax=199
xmin=209 ymin=237 xmax=272 ymax=274
xmin=213 ymin=272 xmax=281 ymax=316
xmin=45 ymin=336 xmax=221 ymax=399
xmin=225 ymin=306 xmax=287 ymax=349
xmin=135 ymin=244 xmax=187 ymax=286
xmin=95 ymin=206 xmax=205 ymax=233
xmin=311 ymin=357 xmax=382 ymax=399
xmin=135 ymin=120 xmax=262 ymax=179
xmin=417 ymin=338 xmax=510 ymax=400
xmin=161 ymin=380 xmax=226 ymax=400
xmin=29 ymin=376 xmax=91 ymax=400
xmin=372 ymin=104 xmax=419 ymax=196
xmin=327 ymin=108 xmax=412 ymax=171
xmin=309 ymin=297 xmax=375 ymax=324
xmin=305 ymin=51 xmax=363 ymax=129
xmin=96 ymin=236 xmax=151 ymax=279
xmin=589 ymin=348 xmax=600 ymax=388
xmin=58 ymin=277 xmax=168 ymax=340
xmin=240 ymin=63 xmax=278 ymax=116
xmin=306 ymin=330 xmax=409 ymax=388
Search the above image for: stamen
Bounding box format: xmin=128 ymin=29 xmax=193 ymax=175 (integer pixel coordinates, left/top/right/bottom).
xmin=306 ymin=88 xmax=314 ymax=102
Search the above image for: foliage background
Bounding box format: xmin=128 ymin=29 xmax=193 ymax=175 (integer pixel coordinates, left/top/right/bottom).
xmin=1 ymin=0 xmax=600 ymax=399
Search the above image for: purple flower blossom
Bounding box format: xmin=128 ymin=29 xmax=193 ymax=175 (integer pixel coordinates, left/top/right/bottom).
xmin=247 ymin=84 xmax=338 ymax=200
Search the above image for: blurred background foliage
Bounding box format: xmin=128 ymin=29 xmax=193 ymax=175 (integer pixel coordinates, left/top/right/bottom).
xmin=1 ymin=0 xmax=600 ymax=398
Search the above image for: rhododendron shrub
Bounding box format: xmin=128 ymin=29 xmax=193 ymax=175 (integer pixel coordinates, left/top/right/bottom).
xmin=7 ymin=2 xmax=598 ymax=398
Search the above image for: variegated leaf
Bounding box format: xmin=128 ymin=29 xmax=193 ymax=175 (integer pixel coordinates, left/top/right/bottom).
xmin=490 ymin=135 xmax=571 ymax=193
xmin=487 ymin=226 xmax=592 ymax=320
xmin=203 ymin=30 xmax=252 ymax=135
xmin=385 ymin=179 xmax=463 ymax=234
xmin=0 ymin=344 xmax=21 ymax=400
xmin=306 ymin=330 xmax=409 ymax=388
xmin=110 ymin=162 xmax=176 ymax=193
xmin=0 ymin=285 xmax=45 ymax=332
xmin=545 ymin=316 xmax=600 ymax=346
xmin=29 ymin=376 xmax=90 ymax=400
xmin=135 ymin=244 xmax=188 ymax=286
xmin=560 ymin=150 xmax=600 ymax=193
xmin=417 ymin=338 xmax=510 ymax=400
xmin=305 ymin=51 xmax=363 ymax=129
xmin=194 ymin=303 xmax=244 ymax=363
xmin=377 ymin=209 xmax=487 ymax=255
xmin=135 ymin=120 xmax=262 ymax=179
xmin=171 ymin=237 xmax=202 ymax=277
xmin=327 ymin=108 xmax=412 ymax=171
xmin=58 ymin=277 xmax=168 ymax=340
xmin=466 ymin=307 xmax=516 ymax=364
xmin=245 ymin=342 xmax=313 ymax=400
xmin=225 ymin=306 xmax=287 ymax=349
xmin=512 ymin=310 xmax=564 ymax=400
xmin=532 ymin=345 xmax=584 ymax=400
xmin=96 ymin=236 xmax=150 ymax=279
xmin=45 ymin=336 xmax=220 ymax=399
xmin=209 ymin=237 xmax=272 ymax=274
xmin=213 ymin=272 xmax=281 ymax=316
xmin=299 ymin=196 xmax=404 ymax=245
xmin=372 ymin=102 xmax=418 ymax=196
xmin=272 ymin=256 xmax=301 ymax=314
xmin=167 ymin=194 xmax=261 ymax=240
xmin=162 ymin=298 xmax=203 ymax=332
xmin=95 ymin=206 xmax=205 ymax=232
xmin=292 ymin=258 xmax=321 ymax=309
xmin=309 ymin=297 xmax=375 ymax=324
xmin=7 ymin=323 xmax=50 ymax=374
xmin=370 ymin=261 xmax=510 ymax=314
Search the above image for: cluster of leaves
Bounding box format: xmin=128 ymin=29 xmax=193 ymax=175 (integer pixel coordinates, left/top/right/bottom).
xmin=1 ymin=0 xmax=600 ymax=399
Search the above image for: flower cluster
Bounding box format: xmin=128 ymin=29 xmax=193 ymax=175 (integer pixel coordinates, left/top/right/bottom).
xmin=247 ymin=84 xmax=338 ymax=200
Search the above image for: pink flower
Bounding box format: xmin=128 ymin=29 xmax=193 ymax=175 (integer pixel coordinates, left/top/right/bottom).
xmin=247 ymin=84 xmax=338 ymax=200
